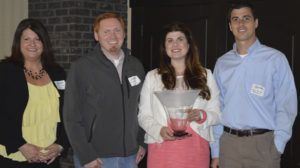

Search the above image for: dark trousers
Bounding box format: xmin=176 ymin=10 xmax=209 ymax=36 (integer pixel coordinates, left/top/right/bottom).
xmin=0 ymin=155 xmax=60 ymax=168
xmin=219 ymin=131 xmax=281 ymax=168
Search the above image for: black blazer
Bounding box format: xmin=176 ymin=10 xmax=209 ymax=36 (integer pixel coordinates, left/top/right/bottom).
xmin=0 ymin=60 xmax=69 ymax=155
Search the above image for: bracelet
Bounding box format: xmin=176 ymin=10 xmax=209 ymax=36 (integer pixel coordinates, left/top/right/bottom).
xmin=196 ymin=109 xmax=207 ymax=124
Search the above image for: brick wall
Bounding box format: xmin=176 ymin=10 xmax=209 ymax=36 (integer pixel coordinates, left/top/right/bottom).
xmin=29 ymin=0 xmax=128 ymax=70
xmin=28 ymin=0 xmax=128 ymax=167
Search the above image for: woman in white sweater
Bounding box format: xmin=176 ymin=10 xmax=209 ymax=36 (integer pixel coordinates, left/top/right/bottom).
xmin=138 ymin=22 xmax=221 ymax=168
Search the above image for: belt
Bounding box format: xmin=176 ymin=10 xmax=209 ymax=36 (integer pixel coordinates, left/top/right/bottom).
xmin=224 ymin=126 xmax=271 ymax=137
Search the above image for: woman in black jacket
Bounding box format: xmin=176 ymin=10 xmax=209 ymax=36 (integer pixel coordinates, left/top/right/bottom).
xmin=0 ymin=18 xmax=69 ymax=168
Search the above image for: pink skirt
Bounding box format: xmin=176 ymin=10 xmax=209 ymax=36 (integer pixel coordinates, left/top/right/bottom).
xmin=147 ymin=125 xmax=210 ymax=168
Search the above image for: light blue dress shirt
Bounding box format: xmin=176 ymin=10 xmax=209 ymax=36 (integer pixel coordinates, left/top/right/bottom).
xmin=210 ymin=39 xmax=297 ymax=158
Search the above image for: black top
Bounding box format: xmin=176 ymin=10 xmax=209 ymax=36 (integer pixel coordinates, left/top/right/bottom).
xmin=0 ymin=60 xmax=69 ymax=155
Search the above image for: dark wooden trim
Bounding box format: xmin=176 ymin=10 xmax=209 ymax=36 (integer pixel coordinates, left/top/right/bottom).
xmin=130 ymin=0 xmax=212 ymax=7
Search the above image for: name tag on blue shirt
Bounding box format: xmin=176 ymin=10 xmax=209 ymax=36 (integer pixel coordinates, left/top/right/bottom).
xmin=250 ymin=83 xmax=265 ymax=97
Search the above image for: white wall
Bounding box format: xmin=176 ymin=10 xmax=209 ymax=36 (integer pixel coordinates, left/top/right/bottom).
xmin=0 ymin=0 xmax=28 ymax=60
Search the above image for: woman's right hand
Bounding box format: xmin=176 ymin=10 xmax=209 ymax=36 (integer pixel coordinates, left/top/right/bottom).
xmin=160 ymin=127 xmax=175 ymax=141
xmin=19 ymin=143 xmax=42 ymax=163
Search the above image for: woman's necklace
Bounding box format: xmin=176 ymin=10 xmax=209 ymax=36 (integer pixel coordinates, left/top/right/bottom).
xmin=24 ymin=67 xmax=46 ymax=80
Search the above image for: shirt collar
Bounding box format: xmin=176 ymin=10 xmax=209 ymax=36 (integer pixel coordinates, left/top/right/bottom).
xmin=233 ymin=38 xmax=261 ymax=57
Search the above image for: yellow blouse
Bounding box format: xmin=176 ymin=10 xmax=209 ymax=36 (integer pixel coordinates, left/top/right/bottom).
xmin=0 ymin=82 xmax=60 ymax=161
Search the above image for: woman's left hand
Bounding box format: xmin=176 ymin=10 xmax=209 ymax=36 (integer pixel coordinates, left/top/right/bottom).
xmin=186 ymin=109 xmax=203 ymax=122
xmin=39 ymin=143 xmax=63 ymax=165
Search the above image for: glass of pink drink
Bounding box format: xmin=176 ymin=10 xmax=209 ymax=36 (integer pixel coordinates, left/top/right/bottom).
xmin=167 ymin=107 xmax=191 ymax=137
xmin=154 ymin=90 xmax=200 ymax=139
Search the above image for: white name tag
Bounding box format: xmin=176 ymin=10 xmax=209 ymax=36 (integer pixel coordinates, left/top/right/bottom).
xmin=250 ymin=84 xmax=265 ymax=97
xmin=128 ymin=76 xmax=141 ymax=87
xmin=54 ymin=80 xmax=66 ymax=90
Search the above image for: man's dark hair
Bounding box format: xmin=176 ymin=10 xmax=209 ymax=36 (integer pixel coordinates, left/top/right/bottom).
xmin=227 ymin=1 xmax=257 ymax=22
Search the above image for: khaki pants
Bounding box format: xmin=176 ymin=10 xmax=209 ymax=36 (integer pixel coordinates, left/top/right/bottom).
xmin=219 ymin=131 xmax=281 ymax=168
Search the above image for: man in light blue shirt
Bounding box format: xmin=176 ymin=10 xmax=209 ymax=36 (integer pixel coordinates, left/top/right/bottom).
xmin=210 ymin=1 xmax=297 ymax=168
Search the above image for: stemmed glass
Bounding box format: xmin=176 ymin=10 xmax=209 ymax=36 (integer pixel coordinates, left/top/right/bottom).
xmin=154 ymin=90 xmax=200 ymax=139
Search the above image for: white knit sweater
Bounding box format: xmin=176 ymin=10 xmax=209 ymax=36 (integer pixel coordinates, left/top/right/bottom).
xmin=138 ymin=68 xmax=221 ymax=144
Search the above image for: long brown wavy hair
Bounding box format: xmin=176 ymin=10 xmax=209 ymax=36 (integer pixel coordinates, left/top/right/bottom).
xmin=158 ymin=22 xmax=211 ymax=100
